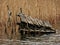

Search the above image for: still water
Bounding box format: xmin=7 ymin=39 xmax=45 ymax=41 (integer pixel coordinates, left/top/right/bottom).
xmin=0 ymin=30 xmax=60 ymax=45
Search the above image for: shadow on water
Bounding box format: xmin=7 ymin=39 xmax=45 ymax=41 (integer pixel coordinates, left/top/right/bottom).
xmin=0 ymin=31 xmax=60 ymax=45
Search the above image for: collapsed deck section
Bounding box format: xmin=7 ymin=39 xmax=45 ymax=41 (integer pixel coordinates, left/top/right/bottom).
xmin=17 ymin=12 xmax=56 ymax=40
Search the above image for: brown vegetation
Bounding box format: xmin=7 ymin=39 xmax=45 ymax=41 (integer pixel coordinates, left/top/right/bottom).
xmin=0 ymin=0 xmax=60 ymax=39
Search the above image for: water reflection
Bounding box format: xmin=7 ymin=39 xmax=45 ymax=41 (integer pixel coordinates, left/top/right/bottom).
xmin=0 ymin=33 xmax=60 ymax=45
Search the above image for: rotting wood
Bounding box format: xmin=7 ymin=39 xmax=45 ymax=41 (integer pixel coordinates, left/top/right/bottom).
xmin=17 ymin=8 xmax=56 ymax=40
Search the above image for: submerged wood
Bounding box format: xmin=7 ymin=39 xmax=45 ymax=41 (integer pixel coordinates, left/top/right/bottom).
xmin=17 ymin=11 xmax=56 ymax=40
